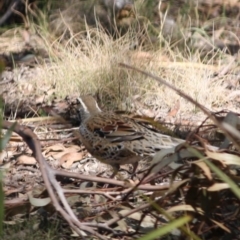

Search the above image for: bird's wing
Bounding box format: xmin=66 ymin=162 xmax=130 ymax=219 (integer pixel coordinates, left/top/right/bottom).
xmin=87 ymin=115 xmax=144 ymax=142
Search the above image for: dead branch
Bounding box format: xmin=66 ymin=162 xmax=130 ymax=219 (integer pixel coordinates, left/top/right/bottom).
xmin=0 ymin=0 xmax=22 ymax=26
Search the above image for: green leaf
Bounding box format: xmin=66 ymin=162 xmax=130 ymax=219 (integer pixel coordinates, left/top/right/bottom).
xmin=0 ymin=122 xmax=17 ymax=151
xmin=142 ymin=197 xmax=201 ymax=240
xmin=138 ymin=215 xmax=192 ymax=240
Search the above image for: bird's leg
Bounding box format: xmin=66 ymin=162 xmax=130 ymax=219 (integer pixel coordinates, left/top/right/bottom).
xmin=103 ymin=164 xmax=120 ymax=188
xmin=130 ymin=162 xmax=138 ymax=179
xmin=109 ymin=164 xmax=120 ymax=179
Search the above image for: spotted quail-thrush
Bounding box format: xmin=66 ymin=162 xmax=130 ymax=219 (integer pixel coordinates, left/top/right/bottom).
xmin=78 ymin=95 xmax=184 ymax=173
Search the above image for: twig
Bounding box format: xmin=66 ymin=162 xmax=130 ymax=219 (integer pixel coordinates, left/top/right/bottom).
xmin=0 ymin=0 xmax=21 ymax=26
xmin=0 ymin=79 xmax=14 ymax=85
xmin=53 ymin=169 xmax=171 ymax=190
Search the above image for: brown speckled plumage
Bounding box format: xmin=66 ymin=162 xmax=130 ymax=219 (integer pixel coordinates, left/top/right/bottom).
xmin=78 ymin=95 xmax=184 ymax=171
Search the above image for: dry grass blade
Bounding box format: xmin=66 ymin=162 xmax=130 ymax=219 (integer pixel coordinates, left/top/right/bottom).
xmin=206 ymin=150 xmax=240 ymax=166
xmin=193 ymin=160 xmax=212 ymax=180
xmin=207 ymin=183 xmax=230 ymax=191
xmin=167 ymin=204 xmax=204 ymax=215
xmin=210 ymin=219 xmax=231 ymax=233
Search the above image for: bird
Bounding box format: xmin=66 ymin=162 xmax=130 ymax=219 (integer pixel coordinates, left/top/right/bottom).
xmin=78 ymin=95 xmax=185 ymax=175
xmin=99 ymin=0 xmax=135 ymax=34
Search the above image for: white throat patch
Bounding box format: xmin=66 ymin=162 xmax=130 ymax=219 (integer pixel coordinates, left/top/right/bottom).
xmin=78 ymin=97 xmax=102 ymax=113
xmin=78 ymin=97 xmax=89 ymax=113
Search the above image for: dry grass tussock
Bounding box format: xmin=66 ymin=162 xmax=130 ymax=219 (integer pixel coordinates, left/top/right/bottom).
xmin=1 ymin=0 xmax=239 ymax=119
xmin=32 ymin=28 xmax=232 ymax=117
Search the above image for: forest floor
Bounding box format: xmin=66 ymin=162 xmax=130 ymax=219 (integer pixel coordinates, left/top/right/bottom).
xmin=1 ymin=0 xmax=240 ymax=239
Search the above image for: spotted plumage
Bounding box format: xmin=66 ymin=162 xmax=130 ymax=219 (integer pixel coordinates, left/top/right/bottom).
xmin=78 ymin=95 xmax=184 ymax=172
